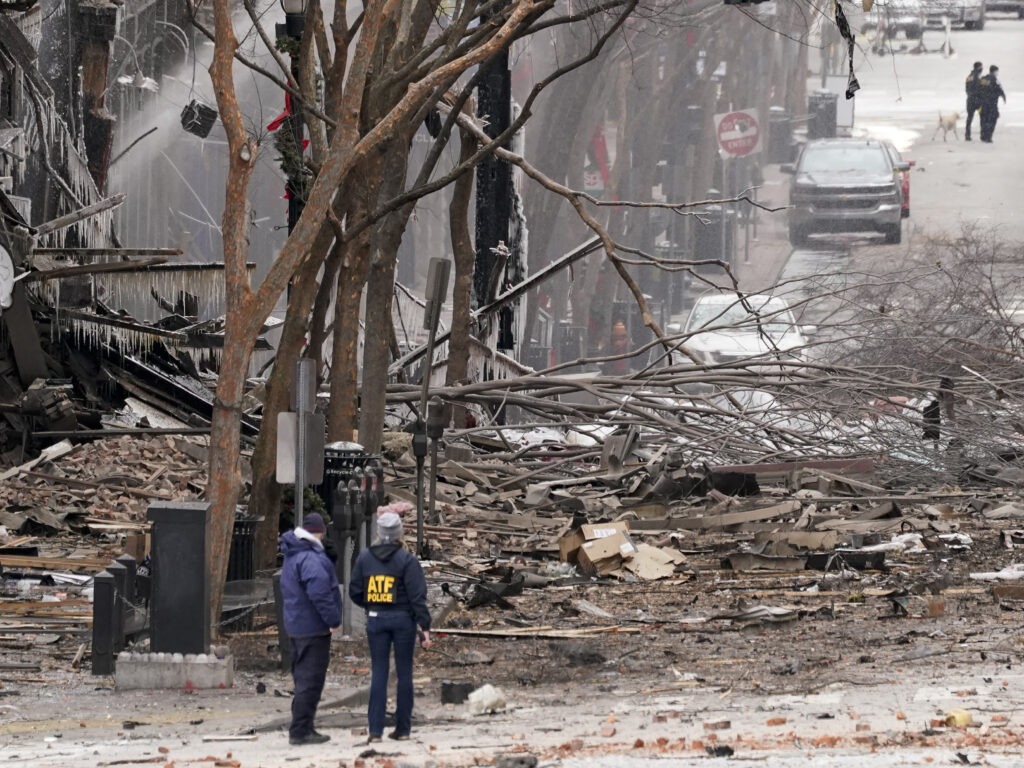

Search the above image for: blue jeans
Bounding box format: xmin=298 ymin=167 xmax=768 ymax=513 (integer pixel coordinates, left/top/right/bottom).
xmin=289 ymin=633 xmax=331 ymax=738
xmin=366 ymin=610 xmax=417 ymax=736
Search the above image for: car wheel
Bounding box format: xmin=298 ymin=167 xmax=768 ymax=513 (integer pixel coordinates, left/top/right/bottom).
xmin=905 ymin=25 xmax=922 ymax=40
xmin=884 ymin=225 xmax=902 ymax=245
xmin=789 ymin=225 xmax=808 ymax=248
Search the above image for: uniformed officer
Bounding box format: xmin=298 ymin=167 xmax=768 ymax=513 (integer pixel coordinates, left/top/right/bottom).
xmin=964 ymin=61 xmax=984 ymax=141
xmin=978 ymin=65 xmax=1007 ymax=143
xmin=349 ymin=508 xmax=432 ymax=743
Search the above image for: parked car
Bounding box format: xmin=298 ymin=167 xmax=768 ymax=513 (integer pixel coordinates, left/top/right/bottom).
xmin=921 ymin=0 xmax=987 ymax=29
xmin=862 ymin=0 xmax=926 ymax=39
xmin=882 ymin=140 xmax=915 ymax=218
xmin=781 ymin=138 xmax=908 ymax=246
xmin=681 ymin=292 xmax=813 ymax=368
xmin=985 ymin=0 xmax=1024 ymax=17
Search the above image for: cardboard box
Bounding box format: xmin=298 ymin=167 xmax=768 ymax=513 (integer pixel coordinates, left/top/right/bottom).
xmin=577 ymin=531 xmax=638 ymax=576
xmin=559 ymin=520 xmax=631 ymax=564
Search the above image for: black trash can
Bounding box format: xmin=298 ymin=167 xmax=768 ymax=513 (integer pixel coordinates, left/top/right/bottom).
xmin=693 ymin=201 xmax=735 ymax=270
xmin=767 ymin=106 xmax=793 ymax=164
xmin=807 ymin=90 xmax=838 ymax=140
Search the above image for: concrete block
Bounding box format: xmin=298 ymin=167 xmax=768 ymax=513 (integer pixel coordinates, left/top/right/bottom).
xmin=114 ymin=651 xmax=234 ymax=690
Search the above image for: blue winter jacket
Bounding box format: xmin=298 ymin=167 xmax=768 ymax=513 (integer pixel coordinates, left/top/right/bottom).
xmin=349 ymin=542 xmax=431 ymax=631
xmin=279 ymin=529 xmax=342 ymax=637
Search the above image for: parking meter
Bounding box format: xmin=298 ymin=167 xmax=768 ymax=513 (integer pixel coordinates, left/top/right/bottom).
xmin=426 ymin=397 xmax=446 ymax=528
xmin=426 ymin=396 xmax=447 ymax=440
xmin=348 ymin=474 xmax=365 ymax=553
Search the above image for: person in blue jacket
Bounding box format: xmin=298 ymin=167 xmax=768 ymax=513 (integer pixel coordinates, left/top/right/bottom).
xmin=349 ymin=508 xmax=432 ymax=743
xmin=279 ymin=512 xmax=341 ymax=746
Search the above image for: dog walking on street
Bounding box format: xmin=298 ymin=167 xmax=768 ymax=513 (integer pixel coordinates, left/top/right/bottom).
xmin=932 ymin=111 xmax=960 ymax=142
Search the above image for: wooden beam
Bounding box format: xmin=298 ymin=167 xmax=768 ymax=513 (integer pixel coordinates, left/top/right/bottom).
xmin=0 ymin=555 xmax=110 ymax=571
xmin=34 ymin=193 xmax=126 ymax=237
xmin=434 ymin=625 xmax=641 ymax=639
xmin=709 ymin=457 xmax=876 ymax=475
xmin=25 ymin=257 xmax=168 ymax=281
xmin=58 ymin=309 xmax=188 ymax=342
xmin=33 ymin=248 xmax=183 ymax=257
xmin=31 ymin=427 xmax=211 ymax=438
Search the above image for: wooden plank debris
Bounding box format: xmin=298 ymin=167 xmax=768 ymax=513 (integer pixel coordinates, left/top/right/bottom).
xmin=436 ymin=626 xmax=642 ymax=639
xmin=0 ymin=555 xmax=111 ymax=571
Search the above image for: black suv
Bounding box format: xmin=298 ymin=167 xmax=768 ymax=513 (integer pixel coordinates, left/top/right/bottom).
xmin=782 ymin=138 xmax=908 ymax=247
xmin=986 ymin=0 xmax=1024 ymax=18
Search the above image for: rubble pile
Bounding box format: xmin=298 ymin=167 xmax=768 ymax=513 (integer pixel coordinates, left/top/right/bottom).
xmin=5 ymin=427 xmax=1024 ymax=762
xmin=0 ymin=434 xmax=209 ymax=536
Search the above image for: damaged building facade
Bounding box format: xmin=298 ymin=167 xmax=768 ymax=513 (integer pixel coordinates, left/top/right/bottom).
xmin=0 ymin=1 xmax=279 ymax=463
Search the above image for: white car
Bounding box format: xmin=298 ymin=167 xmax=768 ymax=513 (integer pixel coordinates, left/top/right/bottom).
xmin=681 ymin=293 xmax=813 ymax=368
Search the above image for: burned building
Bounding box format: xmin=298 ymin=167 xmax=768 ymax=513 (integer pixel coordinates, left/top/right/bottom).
xmin=0 ymin=2 xmax=269 ymax=464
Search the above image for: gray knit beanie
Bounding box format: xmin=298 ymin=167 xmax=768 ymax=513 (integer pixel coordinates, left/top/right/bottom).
xmin=377 ymin=511 xmax=404 ymax=543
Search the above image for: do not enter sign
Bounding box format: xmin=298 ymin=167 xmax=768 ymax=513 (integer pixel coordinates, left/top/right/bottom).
xmin=714 ymin=109 xmax=762 ymax=158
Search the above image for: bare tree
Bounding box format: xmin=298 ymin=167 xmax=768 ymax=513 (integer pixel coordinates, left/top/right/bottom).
xmin=195 ymin=0 xmax=855 ymax=624
xmin=201 ymin=0 xmax=681 ymax=620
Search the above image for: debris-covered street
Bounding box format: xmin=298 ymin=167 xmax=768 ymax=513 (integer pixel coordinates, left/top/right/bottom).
xmin=7 ymin=394 xmax=1024 ymax=765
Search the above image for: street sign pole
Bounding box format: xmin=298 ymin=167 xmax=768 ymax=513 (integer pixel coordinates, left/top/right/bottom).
xmin=415 ymin=258 xmax=451 ymax=559
xmin=721 ymin=155 xmax=729 ymax=269
xmin=294 ymin=358 xmax=315 ymax=529
xmin=714 ymin=109 xmax=762 ymax=272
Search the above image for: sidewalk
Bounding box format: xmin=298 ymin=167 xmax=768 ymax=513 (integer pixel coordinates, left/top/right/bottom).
xmin=734 ymin=163 xmax=794 ymax=292
xmin=4 ymin=639 xmax=1024 ymax=768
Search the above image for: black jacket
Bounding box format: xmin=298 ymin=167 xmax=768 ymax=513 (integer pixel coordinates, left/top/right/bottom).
xmin=965 ymin=69 xmax=983 ymax=100
xmin=979 ymin=74 xmax=1006 ymax=105
xmin=349 ymin=542 xmax=431 ymax=631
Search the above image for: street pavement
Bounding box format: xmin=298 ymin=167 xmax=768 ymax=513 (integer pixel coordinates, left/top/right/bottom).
xmin=5 ymin=652 xmax=1024 ymax=767
xmin=738 ymin=15 xmax=1024 ymax=330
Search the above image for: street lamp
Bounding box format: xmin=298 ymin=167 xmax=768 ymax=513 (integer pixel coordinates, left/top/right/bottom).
xmin=113 ymin=35 xmax=159 ymax=92
xmin=276 ymin=0 xmax=308 ymax=234
xmin=280 ymin=0 xmax=307 ymax=39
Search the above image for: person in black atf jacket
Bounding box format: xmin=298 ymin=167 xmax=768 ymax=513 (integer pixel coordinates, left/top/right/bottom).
xmin=978 ymin=65 xmax=1007 ymax=143
xmin=349 ymin=507 xmax=432 ymax=743
xmin=278 ymin=512 xmax=341 ymax=746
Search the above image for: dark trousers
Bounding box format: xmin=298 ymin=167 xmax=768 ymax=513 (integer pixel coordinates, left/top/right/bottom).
xmin=366 ymin=610 xmax=417 ymax=737
xmin=289 ymin=633 xmax=331 ymax=738
xmin=965 ymin=98 xmax=981 ymax=138
xmin=979 ymin=103 xmax=999 ymax=142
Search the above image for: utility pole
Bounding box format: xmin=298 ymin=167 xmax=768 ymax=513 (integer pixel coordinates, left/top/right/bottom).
xmin=472 ymin=3 xmax=512 ymax=311
xmin=77 ymin=2 xmax=120 ymax=192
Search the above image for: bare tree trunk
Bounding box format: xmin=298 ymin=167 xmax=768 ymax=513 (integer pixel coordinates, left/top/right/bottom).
xmin=328 ymin=230 xmax=372 ymax=441
xmin=358 ymin=231 xmax=405 ymax=452
xmin=207 ymin=0 xmax=262 ymax=629
xmin=307 ymin=239 xmax=343 ymax=380
xmin=446 ymin=123 xmax=477 ymax=427
xmin=357 ymin=138 xmax=416 ymax=451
